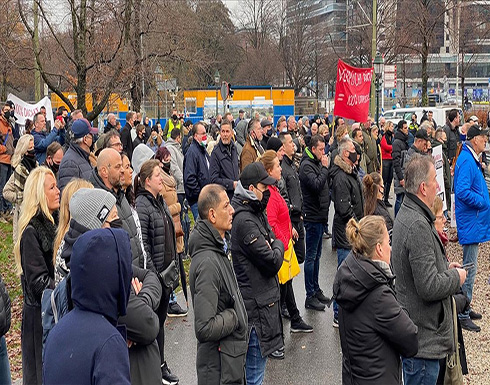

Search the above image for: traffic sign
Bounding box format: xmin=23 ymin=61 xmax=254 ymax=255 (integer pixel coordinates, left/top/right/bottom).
xmin=220 ymin=82 xmax=229 ymax=100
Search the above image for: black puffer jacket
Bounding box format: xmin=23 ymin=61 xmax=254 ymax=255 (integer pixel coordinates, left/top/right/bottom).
xmin=330 ymin=155 xmax=364 ymax=250
xmin=299 ymin=148 xmax=329 ymax=223
xmin=0 ymin=273 xmax=11 ymax=337
xmin=443 ymin=123 xmax=460 ymax=162
xmin=190 ymin=219 xmax=248 ymax=385
xmin=392 ymin=130 xmax=409 ymax=194
xmin=231 ymin=182 xmax=284 ymax=357
xmin=333 ymin=252 xmax=418 ymax=385
xmin=136 ymin=189 xmax=176 ymax=274
xmin=281 ymin=154 xmax=303 ymax=222
xmin=373 ymin=200 xmax=394 ymax=241
xmin=90 ymin=168 xmax=145 ymax=267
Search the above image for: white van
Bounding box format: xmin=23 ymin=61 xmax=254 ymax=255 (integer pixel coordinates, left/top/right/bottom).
xmin=382 ymin=107 xmax=462 ymax=128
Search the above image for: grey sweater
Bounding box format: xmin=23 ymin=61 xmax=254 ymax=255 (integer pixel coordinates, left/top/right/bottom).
xmin=391 ymin=193 xmax=460 ymax=359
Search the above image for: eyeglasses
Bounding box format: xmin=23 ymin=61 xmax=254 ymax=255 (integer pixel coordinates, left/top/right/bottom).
xmin=110 ymin=142 xmax=123 ymax=149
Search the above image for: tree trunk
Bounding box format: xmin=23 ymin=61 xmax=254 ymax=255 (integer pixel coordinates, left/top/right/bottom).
xmin=131 ymin=0 xmax=143 ymax=112
xmin=421 ymin=43 xmax=429 ymax=107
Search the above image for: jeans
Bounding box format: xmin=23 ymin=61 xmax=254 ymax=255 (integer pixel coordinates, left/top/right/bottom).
xmin=169 ymin=291 xmax=177 ymax=305
xmin=304 ymin=222 xmax=323 ymax=298
xmin=402 ymin=357 xmax=440 ymax=385
xmin=0 ymin=336 xmax=11 ymax=385
xmin=382 ymin=159 xmax=393 ymax=202
xmin=333 ymin=248 xmax=351 ymax=319
xmin=0 ymin=163 xmax=12 ymax=213
xmin=246 ymin=328 xmax=267 ymax=385
xmin=190 ymin=202 xmax=199 ymax=223
xmin=394 ymin=193 xmax=404 ymax=217
xmin=459 ymin=243 xmax=479 ymax=320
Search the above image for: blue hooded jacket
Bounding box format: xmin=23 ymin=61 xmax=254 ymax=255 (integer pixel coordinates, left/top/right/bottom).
xmin=454 ymin=142 xmax=490 ymax=245
xmin=43 ymin=228 xmax=133 ymax=385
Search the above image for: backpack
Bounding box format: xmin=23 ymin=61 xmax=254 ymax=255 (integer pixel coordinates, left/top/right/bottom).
xmin=41 ymin=274 xmax=73 ymax=351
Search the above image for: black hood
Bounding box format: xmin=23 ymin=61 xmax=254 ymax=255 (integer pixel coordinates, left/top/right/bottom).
xmin=231 ymin=180 xmax=264 ymax=215
xmin=394 ymin=129 xmax=408 ymax=143
xmin=189 ymin=219 xmax=228 ymax=258
xmin=333 ymin=252 xmax=394 ymax=312
xmin=61 ymin=219 xmax=90 ymax=264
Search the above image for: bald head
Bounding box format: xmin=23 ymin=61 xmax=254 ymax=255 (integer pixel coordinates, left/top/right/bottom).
xmin=97 ymin=148 xmax=123 ymax=190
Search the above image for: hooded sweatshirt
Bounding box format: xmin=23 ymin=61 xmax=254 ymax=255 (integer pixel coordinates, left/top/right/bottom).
xmin=43 ymin=228 xmax=133 ymax=385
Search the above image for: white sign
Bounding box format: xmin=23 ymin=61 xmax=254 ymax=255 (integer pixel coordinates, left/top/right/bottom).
xmin=384 ymin=65 xmax=396 ymax=73
xmin=384 ymin=80 xmax=397 ymax=89
xmin=432 ymin=145 xmax=447 ymax=211
xmin=7 ymin=93 xmax=54 ymax=127
xmin=384 ymin=73 xmax=396 ymax=81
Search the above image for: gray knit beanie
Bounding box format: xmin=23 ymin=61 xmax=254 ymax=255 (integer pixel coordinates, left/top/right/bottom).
xmin=69 ymin=188 xmax=117 ymax=230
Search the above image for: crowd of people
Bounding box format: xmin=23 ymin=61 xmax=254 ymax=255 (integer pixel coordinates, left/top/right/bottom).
xmin=0 ymin=99 xmax=489 ymax=385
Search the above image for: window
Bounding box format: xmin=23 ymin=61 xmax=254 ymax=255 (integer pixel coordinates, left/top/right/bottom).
xmin=185 ymin=98 xmax=196 ymax=114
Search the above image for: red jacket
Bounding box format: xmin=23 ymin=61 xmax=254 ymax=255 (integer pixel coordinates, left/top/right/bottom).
xmin=266 ymin=185 xmax=291 ymax=251
xmin=380 ymin=134 xmax=392 ymax=160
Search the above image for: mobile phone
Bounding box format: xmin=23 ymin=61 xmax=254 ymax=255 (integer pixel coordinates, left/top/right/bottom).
xmin=461 ymin=263 xmax=474 ymax=271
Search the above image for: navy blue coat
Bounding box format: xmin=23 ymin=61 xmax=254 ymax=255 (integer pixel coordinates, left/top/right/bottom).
xmin=43 ymin=229 xmax=132 ymax=385
xmin=58 ymin=142 xmax=93 ymax=194
xmin=209 ymin=140 xmax=239 ymax=200
xmin=184 ymin=139 xmax=210 ymax=206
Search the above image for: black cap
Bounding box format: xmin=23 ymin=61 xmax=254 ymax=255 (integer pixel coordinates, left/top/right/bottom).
xmin=239 ymin=109 xmax=245 ymax=113
xmin=415 ymin=128 xmax=429 ymax=141
xmin=266 ymin=137 xmax=283 ymax=152
xmin=260 ymin=118 xmax=273 ymax=128
xmin=240 ymin=162 xmax=276 ymax=188
xmin=5 ymin=100 xmax=14 ymax=109
xmin=466 ymin=124 xmax=490 ymax=140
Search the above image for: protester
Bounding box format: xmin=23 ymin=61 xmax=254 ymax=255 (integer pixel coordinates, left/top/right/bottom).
xmin=189 ymin=184 xmax=248 ymax=385
xmin=57 ymin=118 xmax=98 ymax=193
xmin=121 ymin=111 xmax=136 ymax=160
xmin=3 ymin=135 xmax=38 ymax=241
xmin=443 ymin=109 xmax=461 ymax=164
xmin=333 ymin=216 xmax=418 ymax=385
xmin=163 ymin=110 xmax=182 ymax=140
xmin=240 ymin=118 xmax=265 ymax=172
xmin=392 ymin=120 xmax=410 ymax=216
xmin=231 ymin=162 xmax=284 ymax=384
xmin=299 ymin=135 xmax=331 ymax=312
xmin=14 ymin=167 xmax=59 ymax=384
xmin=43 ymin=228 xmax=132 ymax=385
xmin=89 ymin=148 xmax=145 ymax=267
xmin=209 ymin=119 xmax=239 ymax=201
xmin=32 ymin=112 xmax=64 ymax=164
xmin=147 ymin=127 xmax=163 ymax=153
xmin=0 ymin=272 xmax=11 ymax=385
xmin=43 ymin=142 xmax=64 ymax=178
xmin=0 ymin=103 xmax=14 ymax=220
xmin=363 ymin=172 xmax=393 ymax=240
xmin=133 ymin=124 xmax=146 ymax=149
xmin=453 ymin=124 xmax=490 ymax=332
xmin=260 ymin=150 xmax=312 ymax=336
xmin=183 ymin=121 xmax=210 ymax=220
xmin=392 ymin=154 xmax=466 ymax=385
xmin=104 ymin=113 xmax=117 ymax=133
xmin=155 ymin=147 xmax=187 ymax=317
xmin=135 ymin=159 xmax=179 ymax=385
xmin=362 ymin=123 xmax=379 ymax=173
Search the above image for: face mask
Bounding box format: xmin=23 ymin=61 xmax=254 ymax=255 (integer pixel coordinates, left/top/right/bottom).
xmin=267 ymin=129 xmax=274 ymax=136
xmin=152 ymin=135 xmax=157 ymax=140
xmin=3 ymin=111 xmax=11 ymax=119
xmin=348 ymin=150 xmax=358 ymax=164
xmin=26 ymin=149 xmax=36 ymax=157
xmin=162 ymin=162 xmax=171 ymax=174
xmin=50 ymin=162 xmax=60 ymax=173
xmin=172 ymin=114 xmax=178 ymax=120
xmin=108 ymin=218 xmax=123 ymax=229
xmin=344 ymin=134 xmax=350 ymax=139
xmin=200 ymin=135 xmax=207 ymax=147
xmin=134 ymin=120 xmax=140 ymax=126
xmin=261 ymin=188 xmax=271 ymax=209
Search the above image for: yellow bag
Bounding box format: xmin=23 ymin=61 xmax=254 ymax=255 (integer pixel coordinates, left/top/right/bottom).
xmin=278 ymin=238 xmax=300 ymax=284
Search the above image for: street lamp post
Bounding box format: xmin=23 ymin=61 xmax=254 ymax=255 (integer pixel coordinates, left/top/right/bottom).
xmin=373 ymin=52 xmax=384 ymax=127
xmin=214 ymin=70 xmax=220 ymax=118
xmin=154 ymin=66 xmax=164 ymax=122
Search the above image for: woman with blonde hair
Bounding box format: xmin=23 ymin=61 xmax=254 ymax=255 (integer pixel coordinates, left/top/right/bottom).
xmin=3 ymin=134 xmax=37 ymax=242
xmin=333 ymin=216 xmax=418 ymax=385
xmin=14 ymin=166 xmax=59 ymax=385
xmin=259 ymin=150 xmax=312 ymax=343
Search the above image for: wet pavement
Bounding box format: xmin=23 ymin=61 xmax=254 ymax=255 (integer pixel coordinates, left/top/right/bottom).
xmin=165 ymin=235 xmax=342 ymax=385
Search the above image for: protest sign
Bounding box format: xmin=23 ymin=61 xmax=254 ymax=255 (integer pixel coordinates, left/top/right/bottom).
xmin=431 ymin=145 xmax=447 ymax=211
xmin=7 ymin=93 xmax=54 ymax=127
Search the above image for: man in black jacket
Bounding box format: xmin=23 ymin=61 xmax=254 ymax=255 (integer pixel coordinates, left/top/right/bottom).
xmin=121 ymin=111 xmax=135 ymax=160
xmin=298 ymin=135 xmax=331 ymax=312
xmin=231 ymin=163 xmax=284 ymax=383
xmin=189 ymin=184 xmax=248 ymax=385
xmin=329 ymin=137 xmax=364 ymax=326
xmin=89 ymin=148 xmax=145 ymax=268
xmin=392 ymin=120 xmax=410 ymax=216
xmin=443 ymin=108 xmax=461 ymax=164
xmin=209 ymin=120 xmax=239 ymax=201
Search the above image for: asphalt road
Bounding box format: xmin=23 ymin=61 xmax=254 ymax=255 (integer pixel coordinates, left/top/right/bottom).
xmin=165 ymin=234 xmax=343 ymax=385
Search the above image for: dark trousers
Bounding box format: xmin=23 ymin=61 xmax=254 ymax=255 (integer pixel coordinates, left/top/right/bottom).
xmin=280 ymin=279 xmax=300 ymax=320
xmin=0 ymin=163 xmax=12 ymax=213
xmin=291 ymin=220 xmax=305 ymax=264
xmin=22 ymin=303 xmax=42 ymax=385
xmin=157 ymin=286 xmax=172 ymax=365
xmin=382 ymin=159 xmax=393 ymax=203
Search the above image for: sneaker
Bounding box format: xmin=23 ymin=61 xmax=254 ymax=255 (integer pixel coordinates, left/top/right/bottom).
xmin=384 ymin=201 xmax=393 ymax=207
xmin=460 ymin=318 xmax=481 ymax=332
xmin=281 ymin=304 xmax=291 ymax=319
xmin=469 ymin=310 xmax=482 ymax=320
xmin=305 ymin=296 xmax=325 ymax=311
xmin=290 ymin=317 xmax=313 ymax=333
xmin=332 ymin=317 xmax=339 ymax=328
xmin=167 ymin=302 xmax=188 ymax=318
xmin=161 ymin=361 xmax=179 ymax=385
xmin=315 ymin=290 xmax=332 ymax=306
xmin=269 ymin=349 xmax=285 ymax=360
xmin=323 ymin=231 xmax=332 ymax=239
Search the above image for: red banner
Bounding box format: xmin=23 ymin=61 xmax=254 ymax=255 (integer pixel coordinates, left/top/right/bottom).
xmin=333 ymin=59 xmax=373 ymax=123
